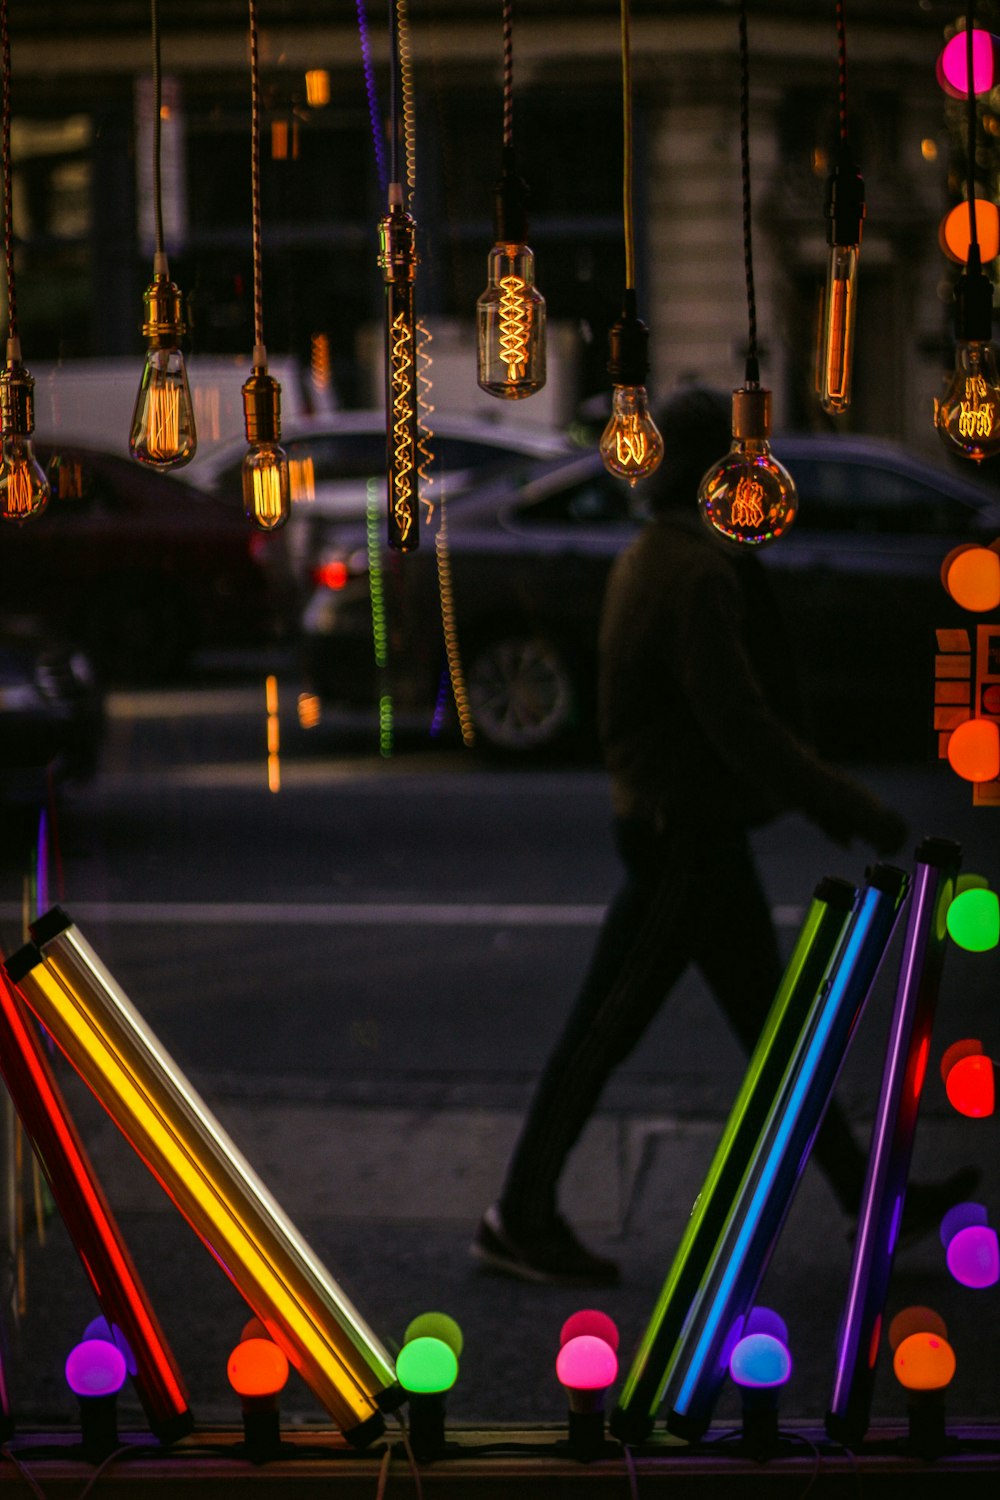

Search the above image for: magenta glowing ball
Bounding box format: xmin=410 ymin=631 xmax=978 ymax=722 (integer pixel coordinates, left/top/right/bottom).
xmin=729 ymin=1333 xmax=792 ymax=1390
xmin=945 ymin=1224 xmax=1000 ymax=1289
xmin=559 ymin=1309 xmax=619 ymax=1353
xmin=937 ymin=29 xmax=999 ymax=97
xmin=65 ymin=1339 xmax=128 ymax=1398
xmin=555 ymin=1334 xmax=618 ymax=1392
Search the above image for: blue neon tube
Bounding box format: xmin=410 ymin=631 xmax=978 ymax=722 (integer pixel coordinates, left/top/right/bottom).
xmin=827 ymin=838 xmax=960 ymax=1444
xmin=664 ymin=863 xmax=908 ymax=1440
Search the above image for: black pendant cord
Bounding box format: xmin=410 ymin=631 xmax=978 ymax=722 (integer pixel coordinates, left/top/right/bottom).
xmin=151 ymin=0 xmax=165 ymax=260
xmin=966 ymin=3 xmax=980 ymax=259
xmin=248 ymin=0 xmax=265 ymax=354
xmin=619 ymin=0 xmax=636 ymax=295
xmin=835 ymin=0 xmax=848 ymax=145
xmin=502 ymin=0 xmax=514 ymax=151
xmin=738 ymin=0 xmax=758 ymax=387
xmin=1 ymin=0 xmax=17 ymax=346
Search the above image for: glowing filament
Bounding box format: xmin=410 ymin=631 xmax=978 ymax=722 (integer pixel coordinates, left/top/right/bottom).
xmin=498 ymin=276 xmax=531 ymax=382
xmin=252 ymin=466 xmax=284 ymax=527
xmin=145 ymin=385 xmax=181 ymax=462
xmin=289 ymin=457 xmax=315 ymax=502
xmin=615 ymin=417 xmax=648 ymax=471
xmin=390 ymin=312 xmax=416 ymax=545
xmin=7 ymin=464 xmax=36 ymax=518
xmin=959 ymin=379 xmax=995 ymax=439
xmin=825 ymin=276 xmax=852 ymax=405
xmin=731 ymin=475 xmax=766 ymax=529
xmin=265 ymin=675 xmax=280 ymax=794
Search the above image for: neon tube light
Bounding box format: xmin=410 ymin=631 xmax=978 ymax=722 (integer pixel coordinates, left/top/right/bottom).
xmin=610 ymin=875 xmax=857 ymax=1444
xmin=0 ymin=964 xmax=191 ymax=1441
xmin=827 ymin=838 xmax=961 ymax=1445
xmin=663 ymin=864 xmax=908 ymax=1440
xmin=5 ymin=909 xmax=400 ymax=1447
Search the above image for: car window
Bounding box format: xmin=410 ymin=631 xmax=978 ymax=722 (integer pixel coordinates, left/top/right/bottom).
xmin=787 ymin=458 xmax=984 ymax=534
xmin=514 ymin=474 xmax=634 ymax=525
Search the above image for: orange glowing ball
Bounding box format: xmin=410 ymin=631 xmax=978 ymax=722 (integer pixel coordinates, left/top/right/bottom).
xmin=227 ymin=1337 xmax=290 ymax=1399
xmin=939 ymin=199 xmax=1000 ymax=263
xmin=941 ymin=543 xmax=1000 ymax=611
xmin=945 ymin=1053 xmax=996 ymax=1118
xmin=893 ymin=1332 xmax=956 ymax=1392
xmin=946 ymin=717 xmax=1000 ymax=782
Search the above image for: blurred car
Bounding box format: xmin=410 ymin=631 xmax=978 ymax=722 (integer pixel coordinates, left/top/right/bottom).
xmin=192 ymin=410 xmax=577 ymax=598
xmin=0 ymin=616 xmax=104 ymax=805
xmin=298 ymin=434 xmax=1000 ymax=759
xmin=0 ymin=443 xmax=285 ymax=682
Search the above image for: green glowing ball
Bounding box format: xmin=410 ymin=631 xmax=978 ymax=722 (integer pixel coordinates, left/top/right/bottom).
xmin=403 ymin=1312 xmax=464 ymax=1358
xmin=946 ymin=887 xmax=1000 ymax=952
xmin=397 ymin=1336 xmax=458 ymax=1395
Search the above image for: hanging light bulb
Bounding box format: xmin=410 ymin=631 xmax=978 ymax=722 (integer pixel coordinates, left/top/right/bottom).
xmin=698 ymin=384 xmax=796 ymax=546
xmin=599 ymin=295 xmax=663 ymax=487
xmin=129 ymin=256 xmax=197 ymax=469
xmin=0 ymin=338 xmax=49 ymax=523
xmin=379 ymin=185 xmax=420 ymax=551
xmin=241 ymin=349 xmax=290 ymax=533
xmin=819 ymin=150 xmax=865 ymax=414
xmin=935 ymin=248 xmax=1000 ymax=462
xmin=477 ymin=150 xmax=546 ymax=399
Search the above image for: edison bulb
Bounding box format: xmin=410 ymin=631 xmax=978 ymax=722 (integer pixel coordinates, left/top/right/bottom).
xmin=130 ymin=348 xmax=197 ymax=469
xmin=243 ymin=444 xmax=290 ymax=532
xmin=600 ymin=386 xmax=664 ymax=486
xmin=819 ymin=243 xmax=859 ymax=414
xmin=935 ymin=341 xmax=1000 ymax=462
xmin=0 ymin=434 xmax=49 ymax=523
xmin=698 ymin=388 xmax=796 ymax=547
xmin=477 ymin=243 xmax=546 ymax=399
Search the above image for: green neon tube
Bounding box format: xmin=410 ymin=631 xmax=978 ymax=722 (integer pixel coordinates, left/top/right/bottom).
xmin=610 ymin=875 xmax=857 ymax=1444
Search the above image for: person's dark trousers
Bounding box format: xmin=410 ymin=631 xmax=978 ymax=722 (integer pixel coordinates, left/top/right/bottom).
xmin=498 ymin=817 xmax=868 ymax=1236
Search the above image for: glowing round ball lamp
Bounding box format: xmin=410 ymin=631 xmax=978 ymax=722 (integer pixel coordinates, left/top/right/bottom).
xmin=945 ymin=1224 xmax=1000 ymax=1289
xmin=946 ymin=718 xmax=1000 ymax=783
xmin=893 ymin=1329 xmax=956 ymax=1459
xmin=945 ymin=887 xmax=1000 ymax=951
xmin=82 ymin=1317 xmax=137 ymax=1376
xmin=559 ymin=1310 xmax=620 ymax=1352
xmin=937 ymin=29 xmax=1000 ymax=98
xmin=556 ymin=1334 xmax=618 ymax=1463
xmin=228 ymin=1336 xmax=290 ymax=1464
xmin=729 ymin=1332 xmax=792 ymax=1460
xmin=397 ymin=1336 xmax=459 ymax=1464
xmin=65 ymin=1338 xmax=127 ymax=1464
xmin=940 ymin=543 xmax=1000 ymax=610
xmin=944 ymin=1053 xmax=995 ymax=1118
xmin=403 ymin=1313 xmax=464 ymax=1360
xmin=939 ymin=201 xmax=1000 ymax=265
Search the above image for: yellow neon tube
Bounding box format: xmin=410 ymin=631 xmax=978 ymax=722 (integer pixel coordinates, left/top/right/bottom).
xmin=6 ymin=909 xmax=399 ymax=1446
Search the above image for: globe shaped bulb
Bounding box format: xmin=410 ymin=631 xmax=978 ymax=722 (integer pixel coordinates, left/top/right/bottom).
xmin=555 ymin=1334 xmax=618 ymax=1395
xmin=944 ymin=1054 xmax=995 ymax=1117
xmin=698 ymin=387 xmax=796 ymax=547
xmin=935 ymin=341 xmax=1000 ymax=463
xmin=227 ymin=1337 xmax=290 ymax=1399
xmin=65 ymin=1339 xmax=127 ymax=1398
xmin=0 ymin=434 xmax=49 ymax=523
xmin=396 ymin=1336 xmax=459 ymax=1395
xmin=945 ymin=886 xmax=999 ymax=951
xmin=940 ymin=544 xmax=1000 ymax=611
xmin=729 ymin=1332 xmax=792 ymax=1390
xmin=946 ymin=717 xmax=1000 ymax=782
xmin=599 ymin=385 xmax=664 ymax=487
xmin=893 ymin=1332 xmax=956 ymax=1392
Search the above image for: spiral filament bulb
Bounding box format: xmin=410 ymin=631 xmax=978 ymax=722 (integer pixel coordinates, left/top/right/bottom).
xmin=379 ymin=193 xmax=421 ymax=551
xmin=389 ymin=310 xmax=417 ymax=547
xmin=477 ymin=244 xmax=546 ymax=400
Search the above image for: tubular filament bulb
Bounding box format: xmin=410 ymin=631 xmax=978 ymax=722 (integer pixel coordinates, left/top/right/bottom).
xmin=390 ymin=311 xmax=417 ymax=546
xmin=498 ymin=276 xmax=531 ymax=382
xmin=145 ymin=385 xmax=182 ymax=463
xmin=253 ymin=465 xmax=285 ymax=527
xmin=819 ymin=245 xmax=858 ymax=415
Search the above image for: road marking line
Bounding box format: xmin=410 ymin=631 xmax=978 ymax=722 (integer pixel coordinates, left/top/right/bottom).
xmin=0 ymin=901 xmax=806 ymax=928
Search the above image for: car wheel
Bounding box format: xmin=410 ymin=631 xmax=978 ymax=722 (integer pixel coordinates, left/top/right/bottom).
xmin=466 ymin=633 xmax=577 ymax=753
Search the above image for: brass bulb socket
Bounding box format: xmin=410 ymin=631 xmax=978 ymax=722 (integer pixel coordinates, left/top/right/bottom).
xmin=242 ymin=370 xmax=282 ymax=446
xmin=731 ymin=387 xmax=771 ymax=442
xmin=141 ymin=275 xmax=186 ymax=347
xmin=0 ymin=361 xmax=36 ymax=437
xmin=378 ymin=208 xmax=418 ymax=284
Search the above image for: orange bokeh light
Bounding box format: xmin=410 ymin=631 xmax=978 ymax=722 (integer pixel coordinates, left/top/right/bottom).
xmin=941 ymin=543 xmax=1000 ymax=610
xmin=888 ymin=1306 xmax=948 ymax=1353
xmin=946 ymin=717 xmax=1000 ymax=782
xmin=939 ymin=199 xmax=1000 ymax=263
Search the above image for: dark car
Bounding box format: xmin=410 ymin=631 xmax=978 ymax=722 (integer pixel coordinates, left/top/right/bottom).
xmin=0 ymin=616 xmax=104 ymax=807
xmin=0 ymin=443 xmax=285 ymax=683
xmin=298 ymin=436 xmax=1000 ymax=759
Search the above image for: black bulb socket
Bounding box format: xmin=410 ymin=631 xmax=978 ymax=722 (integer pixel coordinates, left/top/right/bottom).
xmin=493 ymin=146 xmax=530 ymax=246
xmin=955 ymin=245 xmax=995 ymax=343
xmin=825 ymin=147 xmax=866 ymax=248
xmin=607 ymin=292 xmax=650 ymax=386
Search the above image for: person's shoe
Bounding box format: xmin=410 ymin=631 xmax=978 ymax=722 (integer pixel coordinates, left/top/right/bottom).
xmin=470 ymin=1203 xmax=621 ymax=1287
xmin=897 ymin=1165 xmax=984 ymax=1248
